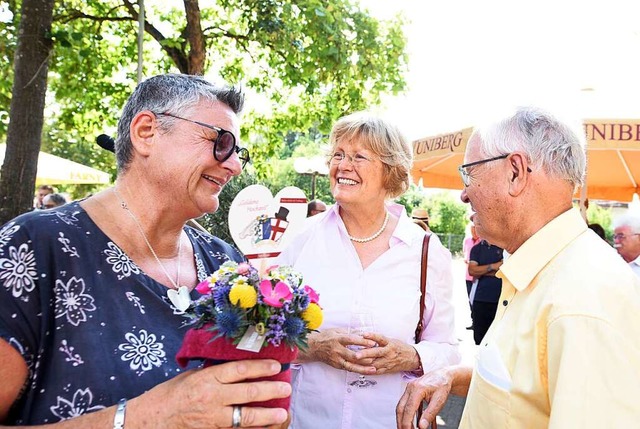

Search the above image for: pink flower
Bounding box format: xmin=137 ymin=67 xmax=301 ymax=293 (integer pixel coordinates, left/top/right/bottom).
xmin=195 ymin=280 xmax=212 ymax=294
xmin=265 ymin=265 xmax=279 ymax=275
xmin=303 ymin=285 xmax=320 ymax=304
xmin=236 ymin=262 xmax=251 ymax=275
xmin=259 ymin=280 xmax=293 ymax=308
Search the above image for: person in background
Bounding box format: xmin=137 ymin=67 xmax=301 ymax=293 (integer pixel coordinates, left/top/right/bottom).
xmin=0 ymin=74 xmax=289 ymax=428
xmin=307 ymin=199 xmax=327 ymax=217
xmin=34 ymin=184 xmax=54 ymax=209
xmin=411 ymin=208 xmax=431 ymax=231
xmin=42 ymin=193 xmax=69 ymax=209
xmin=587 ymin=222 xmax=607 ymax=241
xmin=278 ymin=112 xmax=459 ymax=428
xmin=462 ymin=224 xmax=481 ymax=298
xmin=468 ymin=240 xmax=503 ymax=345
xmin=461 ymin=224 xmax=481 ymax=329
xmin=412 ymin=218 xmax=429 ymax=231
xmin=613 ymin=212 xmax=640 ymax=277
xmin=397 ymin=106 xmax=640 ymax=429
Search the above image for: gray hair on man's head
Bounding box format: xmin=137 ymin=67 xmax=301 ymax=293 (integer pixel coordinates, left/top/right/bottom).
xmin=44 ymin=193 xmax=68 ymax=206
xmin=115 ymin=74 xmax=245 ymax=172
xmin=473 ymin=106 xmax=586 ymax=188
xmin=329 ymin=111 xmax=412 ymax=198
xmin=613 ymin=212 xmax=640 ymax=233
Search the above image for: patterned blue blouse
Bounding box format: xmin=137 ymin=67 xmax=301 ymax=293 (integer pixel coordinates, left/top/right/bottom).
xmin=0 ymin=201 xmax=243 ymax=424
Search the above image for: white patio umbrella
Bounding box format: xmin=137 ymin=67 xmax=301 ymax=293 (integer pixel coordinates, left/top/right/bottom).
xmin=0 ymin=144 xmax=111 ymax=185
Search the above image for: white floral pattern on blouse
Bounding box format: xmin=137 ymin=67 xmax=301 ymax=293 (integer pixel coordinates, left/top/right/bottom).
xmin=49 ymin=388 xmax=106 ymax=420
xmin=118 ymin=329 xmax=166 ymax=373
xmin=0 ymin=201 xmax=244 ymax=425
xmin=53 ymin=276 xmax=97 ymax=327
xmin=0 ymin=243 xmax=37 ymax=298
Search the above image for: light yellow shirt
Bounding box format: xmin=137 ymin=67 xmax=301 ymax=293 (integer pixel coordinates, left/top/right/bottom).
xmin=460 ymin=208 xmax=640 ymax=428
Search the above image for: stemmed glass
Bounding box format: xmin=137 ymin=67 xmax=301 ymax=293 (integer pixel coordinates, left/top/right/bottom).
xmin=348 ymin=312 xmax=377 ymax=388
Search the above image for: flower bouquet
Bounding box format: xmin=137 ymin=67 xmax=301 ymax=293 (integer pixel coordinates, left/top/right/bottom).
xmin=176 ymin=261 xmax=322 ymax=409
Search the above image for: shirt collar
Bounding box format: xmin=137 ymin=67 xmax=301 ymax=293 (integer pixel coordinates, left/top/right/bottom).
xmin=631 ymin=254 xmax=640 ymax=267
xmin=328 ymin=202 xmax=416 ymax=246
xmin=388 ymin=202 xmax=416 ymax=245
xmin=498 ymin=207 xmax=587 ymax=291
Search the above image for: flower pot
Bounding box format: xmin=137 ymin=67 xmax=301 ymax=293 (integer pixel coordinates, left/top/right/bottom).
xmin=176 ymin=325 xmax=298 ymax=409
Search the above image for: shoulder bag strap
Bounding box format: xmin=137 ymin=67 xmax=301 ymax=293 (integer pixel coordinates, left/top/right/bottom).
xmin=415 ymin=233 xmax=431 ymax=343
xmin=415 ymin=233 xmax=437 ymax=429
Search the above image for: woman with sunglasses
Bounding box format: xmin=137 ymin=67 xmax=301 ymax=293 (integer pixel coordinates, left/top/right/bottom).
xmin=0 ymin=74 xmax=289 ymax=428
xmin=278 ymin=112 xmax=460 ymax=428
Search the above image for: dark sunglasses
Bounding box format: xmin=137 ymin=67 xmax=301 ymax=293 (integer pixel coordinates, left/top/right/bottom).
xmin=156 ymin=112 xmax=250 ymax=168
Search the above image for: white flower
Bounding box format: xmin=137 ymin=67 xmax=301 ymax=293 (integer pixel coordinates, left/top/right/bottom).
xmin=118 ymin=329 xmax=166 ymax=373
xmin=232 ymin=276 xmax=249 ymax=287
xmin=49 ymin=388 xmax=105 ymax=420
xmin=0 ymin=243 xmax=37 ymax=298
xmin=54 ymin=277 xmax=97 ymax=326
xmin=0 ymin=222 xmax=19 ymax=253
xmin=104 ymin=242 xmax=140 ymax=278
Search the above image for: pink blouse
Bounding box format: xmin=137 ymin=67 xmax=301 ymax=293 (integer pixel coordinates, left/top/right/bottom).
xmin=277 ymin=202 xmax=460 ymax=429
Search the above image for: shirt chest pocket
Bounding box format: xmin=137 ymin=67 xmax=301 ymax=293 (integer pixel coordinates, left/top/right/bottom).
xmin=461 ymin=367 xmax=511 ymax=429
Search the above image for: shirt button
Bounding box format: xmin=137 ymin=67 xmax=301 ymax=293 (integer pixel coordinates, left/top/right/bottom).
xmin=347 ymin=388 xmax=352 ymax=393
xmin=502 ymin=300 xmax=508 ymax=306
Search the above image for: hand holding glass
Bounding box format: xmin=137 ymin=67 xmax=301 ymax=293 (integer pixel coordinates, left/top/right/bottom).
xmin=348 ymin=312 xmax=377 ymax=388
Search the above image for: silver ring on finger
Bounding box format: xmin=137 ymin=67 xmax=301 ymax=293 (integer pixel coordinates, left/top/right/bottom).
xmin=232 ymin=405 xmax=242 ymax=428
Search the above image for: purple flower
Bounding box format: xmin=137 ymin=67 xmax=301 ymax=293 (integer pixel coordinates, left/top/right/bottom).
xmin=213 ymin=283 xmax=231 ymax=308
xmin=283 ymin=317 xmax=305 ymax=339
xmin=266 ymin=313 xmax=287 ymax=347
xmin=216 ymin=309 xmax=244 ymax=338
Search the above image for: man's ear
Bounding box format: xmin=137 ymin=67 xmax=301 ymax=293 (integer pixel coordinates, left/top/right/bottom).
xmin=507 ymin=153 xmax=529 ymax=196
xmin=129 ymin=111 xmax=157 ymax=157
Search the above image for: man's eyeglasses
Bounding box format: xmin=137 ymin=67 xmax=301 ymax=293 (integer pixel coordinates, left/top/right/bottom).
xmin=157 ymin=112 xmax=250 ymax=168
xmin=613 ymin=233 xmax=640 ymax=241
xmin=458 ymin=153 xmax=531 ymax=187
xmin=329 ymin=151 xmax=375 ymax=166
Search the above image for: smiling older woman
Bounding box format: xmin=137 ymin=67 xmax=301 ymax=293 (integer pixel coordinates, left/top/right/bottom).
xmin=277 ymin=112 xmax=460 ymax=428
xmin=0 ymin=74 xmax=289 ymax=428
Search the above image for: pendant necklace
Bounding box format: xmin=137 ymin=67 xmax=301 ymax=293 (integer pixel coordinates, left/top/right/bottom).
xmin=113 ymin=187 xmax=191 ymax=311
xmin=347 ymin=211 xmax=390 ymax=243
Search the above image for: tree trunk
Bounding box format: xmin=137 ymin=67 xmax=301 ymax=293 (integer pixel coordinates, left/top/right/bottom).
xmin=0 ymin=0 xmax=54 ymax=225
xmin=184 ymin=0 xmax=205 ymax=75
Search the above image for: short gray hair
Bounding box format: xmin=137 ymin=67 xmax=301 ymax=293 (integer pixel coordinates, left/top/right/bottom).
xmin=473 ymin=107 xmax=586 ymax=188
xmin=116 ymin=74 xmax=245 ymax=172
xmin=43 ymin=193 xmax=68 ymax=206
xmin=329 ymin=112 xmax=412 ymax=198
xmin=613 ymin=212 xmax=640 ymax=233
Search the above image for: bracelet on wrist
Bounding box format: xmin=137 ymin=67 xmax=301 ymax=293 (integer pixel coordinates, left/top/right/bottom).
xmin=113 ymin=398 xmax=127 ymax=429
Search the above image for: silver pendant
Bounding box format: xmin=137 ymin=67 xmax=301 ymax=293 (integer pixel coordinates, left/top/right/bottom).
xmin=167 ymin=285 xmax=191 ymax=312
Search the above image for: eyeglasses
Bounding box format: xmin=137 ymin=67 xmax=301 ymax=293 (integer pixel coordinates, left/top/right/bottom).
xmin=458 ymin=153 xmax=532 ymax=187
xmin=329 ymin=151 xmax=376 ymax=166
xmin=156 ymin=112 xmax=250 ymax=168
xmin=613 ymin=233 xmax=640 ymax=241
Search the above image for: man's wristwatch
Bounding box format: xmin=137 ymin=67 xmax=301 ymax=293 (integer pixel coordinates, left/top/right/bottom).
xmin=486 ymin=264 xmax=493 ymax=273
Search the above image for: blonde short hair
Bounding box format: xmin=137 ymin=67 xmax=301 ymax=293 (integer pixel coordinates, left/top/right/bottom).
xmin=329 ymin=112 xmax=412 ymax=198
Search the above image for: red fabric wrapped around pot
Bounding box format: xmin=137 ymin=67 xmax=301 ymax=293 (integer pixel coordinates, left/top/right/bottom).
xmin=176 ymin=325 xmax=298 ymax=409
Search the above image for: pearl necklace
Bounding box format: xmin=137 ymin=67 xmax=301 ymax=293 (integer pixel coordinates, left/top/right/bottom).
xmin=347 ymin=211 xmax=390 ymax=243
xmin=113 ymin=188 xmax=191 ymax=311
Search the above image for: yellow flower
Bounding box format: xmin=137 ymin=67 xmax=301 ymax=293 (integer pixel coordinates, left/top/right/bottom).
xmin=302 ymin=303 xmax=323 ymax=330
xmin=229 ymin=283 xmax=257 ymax=308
